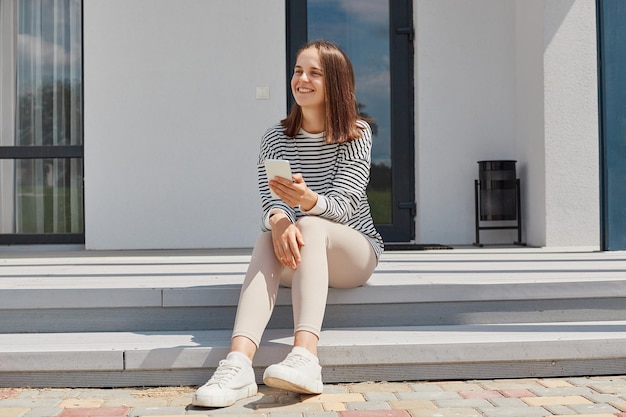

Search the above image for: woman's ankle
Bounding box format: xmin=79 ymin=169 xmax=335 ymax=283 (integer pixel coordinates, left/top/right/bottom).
xmin=230 ymin=335 xmax=258 ymax=361
xmin=293 ymin=330 xmax=319 ymax=357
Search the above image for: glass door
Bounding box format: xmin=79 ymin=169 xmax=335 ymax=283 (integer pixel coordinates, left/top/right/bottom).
xmin=287 ymin=0 xmax=415 ymax=242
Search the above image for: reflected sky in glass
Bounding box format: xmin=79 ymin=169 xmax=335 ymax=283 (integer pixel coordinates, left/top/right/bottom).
xmin=17 ymin=0 xmax=82 ymax=92
xmin=308 ymin=0 xmax=391 ymax=166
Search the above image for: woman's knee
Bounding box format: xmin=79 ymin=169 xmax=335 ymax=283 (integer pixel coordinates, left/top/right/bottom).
xmin=296 ymin=215 xmax=320 ymax=227
xmin=295 ymin=216 xmax=328 ymax=234
xmin=251 ymin=231 xmax=274 ymax=256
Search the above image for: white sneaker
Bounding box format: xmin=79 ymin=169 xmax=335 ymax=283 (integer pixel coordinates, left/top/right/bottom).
xmin=192 ymin=352 xmax=258 ymax=408
xmin=263 ymin=347 xmax=323 ymax=394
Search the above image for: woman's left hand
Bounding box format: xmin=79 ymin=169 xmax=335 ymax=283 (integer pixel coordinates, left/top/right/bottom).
xmin=269 ymin=173 xmax=318 ymax=211
xmin=270 ymin=215 xmax=304 ymax=270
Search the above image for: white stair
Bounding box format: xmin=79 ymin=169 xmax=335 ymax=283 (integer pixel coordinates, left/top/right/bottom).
xmin=1 ymin=248 xmax=626 ymax=387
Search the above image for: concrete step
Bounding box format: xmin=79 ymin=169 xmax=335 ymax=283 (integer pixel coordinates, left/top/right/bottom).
xmin=1 ymin=321 xmax=626 ymax=388
xmin=2 ymin=249 xmax=626 ymax=332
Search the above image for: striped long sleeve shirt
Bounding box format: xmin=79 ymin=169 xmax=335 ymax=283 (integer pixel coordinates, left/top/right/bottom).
xmin=257 ymin=120 xmax=384 ymax=260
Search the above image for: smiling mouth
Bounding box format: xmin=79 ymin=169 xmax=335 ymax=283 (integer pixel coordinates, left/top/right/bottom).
xmin=297 ymin=87 xmax=314 ymax=93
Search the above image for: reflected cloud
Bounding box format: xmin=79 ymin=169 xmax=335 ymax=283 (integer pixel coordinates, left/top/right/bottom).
xmin=18 ymin=34 xmax=68 ymax=65
xmin=357 ymin=69 xmax=390 ymax=97
xmin=17 ymin=33 xmax=81 ymax=86
xmin=338 ymin=0 xmax=389 ymax=24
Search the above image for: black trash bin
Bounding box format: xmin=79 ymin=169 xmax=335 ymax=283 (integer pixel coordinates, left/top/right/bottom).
xmin=478 ymin=160 xmax=517 ymax=221
xmin=474 ymin=160 xmax=524 ymax=246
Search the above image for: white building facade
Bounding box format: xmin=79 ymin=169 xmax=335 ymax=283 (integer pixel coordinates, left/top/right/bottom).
xmin=1 ymin=0 xmax=618 ymax=251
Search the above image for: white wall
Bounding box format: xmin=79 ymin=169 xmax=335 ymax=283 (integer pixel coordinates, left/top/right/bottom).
xmin=84 ymin=0 xmax=286 ymax=249
xmin=415 ymin=0 xmax=518 ymax=245
xmin=542 ymin=0 xmax=600 ymax=249
xmin=515 ymin=0 xmax=546 ymax=246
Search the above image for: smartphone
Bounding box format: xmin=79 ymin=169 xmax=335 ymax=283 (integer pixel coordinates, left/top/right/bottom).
xmin=264 ymin=159 xmax=293 ymax=198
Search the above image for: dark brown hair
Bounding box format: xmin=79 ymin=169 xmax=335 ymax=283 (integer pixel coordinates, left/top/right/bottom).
xmin=281 ymin=40 xmax=366 ymax=144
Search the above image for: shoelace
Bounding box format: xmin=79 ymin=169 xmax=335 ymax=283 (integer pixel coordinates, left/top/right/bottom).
xmin=207 ymin=360 xmax=242 ymax=386
xmin=279 ymin=353 xmax=311 ymax=369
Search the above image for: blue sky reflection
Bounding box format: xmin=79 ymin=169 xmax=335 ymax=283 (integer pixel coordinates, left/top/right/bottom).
xmin=308 ymin=0 xmax=391 ymax=166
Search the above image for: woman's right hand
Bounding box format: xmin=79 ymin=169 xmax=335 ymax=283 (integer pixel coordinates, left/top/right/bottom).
xmin=270 ymin=213 xmax=305 ymax=270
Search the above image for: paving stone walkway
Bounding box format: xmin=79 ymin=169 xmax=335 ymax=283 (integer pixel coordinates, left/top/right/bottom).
xmin=2 ymin=376 xmax=626 ymax=417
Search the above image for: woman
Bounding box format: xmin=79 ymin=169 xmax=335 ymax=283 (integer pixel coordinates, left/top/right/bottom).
xmin=192 ymin=40 xmax=384 ymax=408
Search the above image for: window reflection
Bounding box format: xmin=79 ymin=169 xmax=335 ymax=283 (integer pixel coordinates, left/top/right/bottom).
xmin=17 ymin=0 xmax=82 ymax=147
xmin=12 ymin=0 xmax=83 ymax=234
xmin=308 ymin=0 xmax=392 ymax=223
xmin=16 ymin=159 xmax=83 ymax=233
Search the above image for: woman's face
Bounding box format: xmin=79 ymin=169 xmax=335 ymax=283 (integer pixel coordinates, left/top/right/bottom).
xmin=291 ymin=47 xmax=325 ymax=111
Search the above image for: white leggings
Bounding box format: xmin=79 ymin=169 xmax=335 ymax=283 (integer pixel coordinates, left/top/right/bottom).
xmin=232 ymin=216 xmax=377 ymax=347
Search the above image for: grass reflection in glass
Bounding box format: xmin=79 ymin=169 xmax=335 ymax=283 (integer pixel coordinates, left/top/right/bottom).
xmin=368 ymin=162 xmax=392 ymax=224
